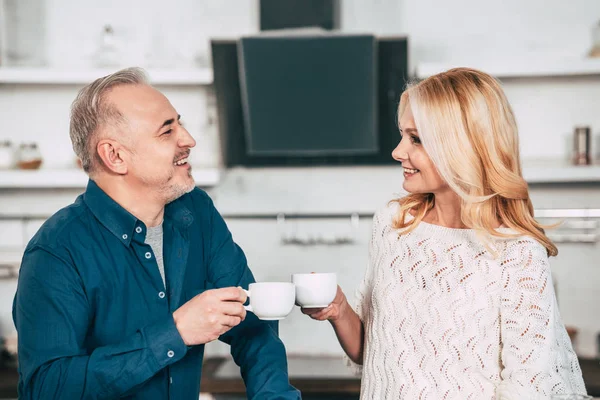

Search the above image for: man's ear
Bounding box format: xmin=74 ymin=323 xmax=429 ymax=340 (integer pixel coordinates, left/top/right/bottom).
xmin=96 ymin=139 xmax=129 ymax=175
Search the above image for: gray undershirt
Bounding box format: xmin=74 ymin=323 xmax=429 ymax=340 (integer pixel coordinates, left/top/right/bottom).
xmin=145 ymin=224 xmax=165 ymax=288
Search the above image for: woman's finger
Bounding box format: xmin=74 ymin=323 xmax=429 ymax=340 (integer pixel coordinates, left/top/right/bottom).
xmin=301 ymin=307 xmax=326 ymax=315
xmin=313 ymin=305 xmax=336 ymax=320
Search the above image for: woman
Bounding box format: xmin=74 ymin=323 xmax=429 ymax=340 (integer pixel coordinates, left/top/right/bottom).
xmin=302 ymin=68 xmax=587 ymax=399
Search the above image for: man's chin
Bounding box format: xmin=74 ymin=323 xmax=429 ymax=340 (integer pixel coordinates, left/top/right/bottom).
xmin=184 ymin=180 xmax=195 ymax=194
xmin=165 ymin=180 xmax=195 ymax=204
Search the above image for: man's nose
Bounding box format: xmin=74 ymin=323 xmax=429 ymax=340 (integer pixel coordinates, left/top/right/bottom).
xmin=179 ymin=128 xmax=196 ymax=148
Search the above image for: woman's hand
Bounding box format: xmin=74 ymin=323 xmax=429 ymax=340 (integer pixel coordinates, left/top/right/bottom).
xmin=301 ymin=285 xmax=349 ymax=322
xmin=301 ymin=285 xmax=365 ymax=364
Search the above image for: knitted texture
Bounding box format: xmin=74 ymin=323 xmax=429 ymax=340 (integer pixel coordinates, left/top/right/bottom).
xmin=349 ymin=202 xmax=586 ymax=399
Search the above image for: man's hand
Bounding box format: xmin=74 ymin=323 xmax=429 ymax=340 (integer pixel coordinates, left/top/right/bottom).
xmin=173 ymin=287 xmax=247 ymax=346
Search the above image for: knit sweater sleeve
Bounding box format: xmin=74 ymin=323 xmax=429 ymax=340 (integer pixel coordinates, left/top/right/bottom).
xmin=344 ymin=204 xmax=390 ymax=375
xmin=496 ymin=238 xmax=587 ymax=399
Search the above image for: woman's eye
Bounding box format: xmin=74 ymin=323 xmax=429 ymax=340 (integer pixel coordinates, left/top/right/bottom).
xmin=411 ymin=136 xmax=421 ymax=144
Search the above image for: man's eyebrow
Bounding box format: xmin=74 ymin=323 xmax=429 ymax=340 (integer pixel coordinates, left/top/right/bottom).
xmin=157 ymin=114 xmax=181 ymax=132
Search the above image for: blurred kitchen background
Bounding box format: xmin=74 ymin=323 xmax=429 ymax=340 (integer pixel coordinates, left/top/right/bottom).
xmin=1 ymin=0 xmax=600 ymax=398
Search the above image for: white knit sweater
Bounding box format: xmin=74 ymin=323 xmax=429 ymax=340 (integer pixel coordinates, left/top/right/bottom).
xmin=350 ymin=202 xmax=586 ymax=400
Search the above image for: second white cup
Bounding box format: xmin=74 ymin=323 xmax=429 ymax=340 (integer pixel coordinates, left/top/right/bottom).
xmin=292 ymin=272 xmax=337 ymax=308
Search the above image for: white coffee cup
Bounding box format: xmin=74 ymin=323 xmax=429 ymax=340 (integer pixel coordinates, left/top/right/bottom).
xmin=243 ymin=282 xmax=296 ymax=320
xmin=292 ymin=272 xmax=337 ymax=308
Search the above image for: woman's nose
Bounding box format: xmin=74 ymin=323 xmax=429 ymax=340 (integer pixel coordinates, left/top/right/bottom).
xmin=391 ymin=141 xmax=407 ymax=162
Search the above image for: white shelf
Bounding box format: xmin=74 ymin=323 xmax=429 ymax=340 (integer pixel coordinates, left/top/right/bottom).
xmin=0 ymin=167 xmax=221 ymax=189
xmin=415 ymin=58 xmax=600 ymax=79
xmin=522 ymin=160 xmax=600 ymax=183
xmin=0 ymin=162 xmax=597 ymax=188
xmin=0 ymin=67 xmax=213 ymax=85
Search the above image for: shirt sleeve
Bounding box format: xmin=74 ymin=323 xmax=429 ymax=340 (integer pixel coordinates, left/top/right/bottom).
xmin=497 ymin=238 xmax=587 ymax=399
xmin=204 ymin=197 xmax=301 ymax=400
xmin=13 ymin=245 xmax=188 ymax=400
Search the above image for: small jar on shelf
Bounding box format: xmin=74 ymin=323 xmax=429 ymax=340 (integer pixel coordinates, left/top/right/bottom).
xmin=0 ymin=141 xmax=16 ymax=169
xmin=17 ymin=142 xmax=43 ymax=170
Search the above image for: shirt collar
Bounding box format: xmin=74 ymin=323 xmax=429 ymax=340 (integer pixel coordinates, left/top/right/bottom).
xmin=83 ymin=180 xmax=139 ymax=246
xmin=83 ymin=180 xmax=195 ymax=246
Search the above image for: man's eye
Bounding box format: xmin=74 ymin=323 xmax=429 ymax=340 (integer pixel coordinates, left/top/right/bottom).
xmin=162 ymin=129 xmax=172 ymax=135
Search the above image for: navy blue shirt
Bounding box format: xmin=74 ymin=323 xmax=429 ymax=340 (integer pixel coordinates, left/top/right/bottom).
xmin=13 ymin=180 xmax=300 ymax=400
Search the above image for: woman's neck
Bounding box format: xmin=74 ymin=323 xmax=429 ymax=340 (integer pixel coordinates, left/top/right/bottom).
xmin=422 ymin=191 xmax=466 ymax=229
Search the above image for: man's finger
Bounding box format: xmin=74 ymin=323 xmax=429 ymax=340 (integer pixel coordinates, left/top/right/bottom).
xmin=220 ymin=301 xmax=247 ymax=319
xmin=222 ymin=315 xmax=242 ymax=328
xmin=215 ymin=287 xmax=247 ymax=303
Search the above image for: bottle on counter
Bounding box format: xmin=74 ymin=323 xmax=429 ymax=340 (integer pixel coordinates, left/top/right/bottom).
xmin=0 ymin=140 xmax=16 ymax=169
xmin=17 ymin=142 xmax=43 ymax=170
xmin=573 ymin=126 xmax=592 ymax=166
xmin=589 ymin=20 xmax=600 ymax=58
xmin=1 ymin=0 xmax=47 ymax=66
xmin=93 ymin=24 xmax=121 ymax=68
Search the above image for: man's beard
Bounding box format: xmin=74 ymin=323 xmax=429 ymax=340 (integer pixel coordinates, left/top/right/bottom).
xmin=141 ymin=168 xmax=195 ymax=204
xmin=164 ymin=170 xmax=195 ymax=204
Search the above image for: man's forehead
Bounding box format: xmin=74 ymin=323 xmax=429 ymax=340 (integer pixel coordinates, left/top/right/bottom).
xmin=107 ymin=84 xmax=173 ymax=118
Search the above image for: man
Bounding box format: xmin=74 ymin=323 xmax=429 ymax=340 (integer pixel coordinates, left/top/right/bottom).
xmin=13 ymin=67 xmax=300 ymax=400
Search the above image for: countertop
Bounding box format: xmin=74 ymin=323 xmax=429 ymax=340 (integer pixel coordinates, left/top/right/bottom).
xmin=2 ymin=356 xmax=600 ymax=398
xmin=201 ymin=356 xmax=600 ymax=397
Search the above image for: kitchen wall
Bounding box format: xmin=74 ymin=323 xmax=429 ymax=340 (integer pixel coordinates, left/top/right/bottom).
xmin=1 ymin=0 xmax=600 ymax=358
xmin=1 ymin=0 xmax=600 ymax=166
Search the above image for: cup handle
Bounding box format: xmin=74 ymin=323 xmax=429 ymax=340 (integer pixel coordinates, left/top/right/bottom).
xmin=243 ymin=289 xmax=252 ymax=313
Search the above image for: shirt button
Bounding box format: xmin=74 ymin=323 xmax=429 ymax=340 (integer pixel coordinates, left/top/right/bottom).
xmin=145 ymin=252 xmax=152 ymax=259
xmin=135 ymin=226 xmax=142 ymax=233
xmin=167 ymin=350 xmax=174 ymax=358
xmin=158 ymin=291 xmax=165 ymax=299
xmin=122 ymin=234 xmax=128 ymax=240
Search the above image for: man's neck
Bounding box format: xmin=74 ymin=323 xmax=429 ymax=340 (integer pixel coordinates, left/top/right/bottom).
xmin=93 ymin=176 xmax=165 ymax=227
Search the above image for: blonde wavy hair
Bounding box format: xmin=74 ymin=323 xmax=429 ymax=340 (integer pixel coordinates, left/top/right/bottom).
xmin=392 ymin=67 xmax=557 ymax=257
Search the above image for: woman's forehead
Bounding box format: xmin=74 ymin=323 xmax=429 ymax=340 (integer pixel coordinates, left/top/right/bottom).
xmin=399 ymin=105 xmax=416 ymax=129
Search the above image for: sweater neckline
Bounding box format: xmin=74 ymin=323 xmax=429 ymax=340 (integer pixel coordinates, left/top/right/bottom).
xmin=412 ymin=219 xmax=515 ymax=239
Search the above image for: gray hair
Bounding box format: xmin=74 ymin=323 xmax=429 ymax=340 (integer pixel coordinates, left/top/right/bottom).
xmin=69 ymin=67 xmax=149 ymax=174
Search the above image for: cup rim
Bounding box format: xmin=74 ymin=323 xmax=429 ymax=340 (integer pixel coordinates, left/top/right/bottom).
xmin=249 ymin=281 xmax=295 ymax=289
xmin=292 ymin=272 xmax=336 ymax=278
